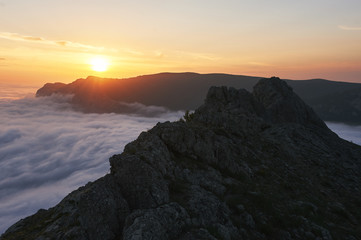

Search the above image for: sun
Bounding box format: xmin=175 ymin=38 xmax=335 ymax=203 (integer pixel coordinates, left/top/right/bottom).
xmin=90 ymin=57 xmax=109 ymax=72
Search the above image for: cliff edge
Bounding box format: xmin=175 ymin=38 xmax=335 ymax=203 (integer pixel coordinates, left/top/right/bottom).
xmin=3 ymin=77 xmax=361 ymax=240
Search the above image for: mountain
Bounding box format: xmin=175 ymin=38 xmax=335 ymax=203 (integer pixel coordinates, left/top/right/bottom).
xmin=3 ymin=77 xmax=361 ymax=240
xmin=36 ymin=72 xmax=361 ymax=124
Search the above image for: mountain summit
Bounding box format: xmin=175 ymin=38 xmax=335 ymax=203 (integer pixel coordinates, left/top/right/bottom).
xmin=3 ymin=77 xmax=361 ymax=240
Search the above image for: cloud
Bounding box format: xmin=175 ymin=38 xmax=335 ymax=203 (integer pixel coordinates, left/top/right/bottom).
xmin=175 ymin=50 xmax=220 ymax=61
xmin=154 ymin=50 xmax=165 ymax=58
xmin=338 ymin=25 xmax=361 ymax=31
xmin=115 ymin=101 xmax=180 ymax=117
xmin=0 ymin=32 xmax=106 ymax=51
xmin=326 ymin=122 xmax=361 ymax=146
xmin=0 ymin=58 xmax=5 ymax=60
xmin=121 ymin=48 xmax=144 ymax=56
xmin=0 ymin=83 xmax=38 ymax=100
xmin=247 ymin=62 xmax=274 ymax=67
xmin=0 ymin=95 xmax=183 ymax=233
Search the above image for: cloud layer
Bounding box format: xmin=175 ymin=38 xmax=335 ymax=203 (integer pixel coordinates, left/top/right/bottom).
xmin=338 ymin=25 xmax=361 ymax=31
xmin=0 ymin=32 xmax=106 ymax=52
xmin=326 ymin=122 xmax=361 ymax=145
xmin=0 ymin=96 xmax=183 ymax=233
xmin=0 ymin=83 xmax=38 ymax=100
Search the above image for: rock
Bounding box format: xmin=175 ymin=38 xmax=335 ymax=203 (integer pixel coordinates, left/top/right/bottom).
xmin=122 ymin=202 xmax=188 ymax=240
xmin=253 ymin=77 xmax=328 ymax=129
xmin=2 ymin=77 xmax=361 ymax=240
xmin=178 ymin=228 xmax=218 ymax=240
xmin=2 ymin=175 xmax=129 ymax=240
xmin=240 ymin=212 xmax=255 ymax=229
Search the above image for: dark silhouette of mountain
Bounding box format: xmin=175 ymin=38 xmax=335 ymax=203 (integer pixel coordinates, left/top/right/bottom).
xmin=36 ymin=72 xmax=361 ymax=124
xmin=36 ymin=73 xmax=361 ymax=124
xmin=3 ymin=78 xmax=361 ymax=239
xmin=36 ymin=73 xmax=260 ymax=113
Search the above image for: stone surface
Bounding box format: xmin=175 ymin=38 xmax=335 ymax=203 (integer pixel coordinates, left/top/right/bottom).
xmin=2 ymin=77 xmax=361 ymax=240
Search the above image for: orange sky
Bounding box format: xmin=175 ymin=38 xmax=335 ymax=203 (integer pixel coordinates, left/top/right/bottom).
xmin=0 ymin=0 xmax=361 ymax=87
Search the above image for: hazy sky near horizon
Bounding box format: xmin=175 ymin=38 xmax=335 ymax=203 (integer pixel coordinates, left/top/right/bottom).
xmin=0 ymin=0 xmax=361 ymax=86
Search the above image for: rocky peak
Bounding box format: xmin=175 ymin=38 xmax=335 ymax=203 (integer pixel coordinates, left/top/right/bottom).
xmin=2 ymin=77 xmax=361 ymax=240
xmin=193 ymin=77 xmax=328 ymax=135
xmin=253 ymin=77 xmax=328 ymax=129
xmin=253 ymin=77 xmax=293 ymax=107
xmin=203 ymin=86 xmax=263 ymax=115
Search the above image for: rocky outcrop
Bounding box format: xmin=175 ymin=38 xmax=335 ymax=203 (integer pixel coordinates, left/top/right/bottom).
xmin=3 ymin=77 xmax=361 ymax=240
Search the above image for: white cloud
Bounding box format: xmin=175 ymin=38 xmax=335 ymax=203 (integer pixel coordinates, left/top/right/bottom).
xmin=175 ymin=50 xmax=220 ymax=61
xmin=0 ymin=83 xmax=38 ymax=100
xmin=0 ymin=96 xmax=183 ymax=233
xmin=338 ymin=25 xmax=361 ymax=31
xmin=0 ymin=32 xmax=106 ymax=52
xmin=326 ymin=122 xmax=361 ymax=146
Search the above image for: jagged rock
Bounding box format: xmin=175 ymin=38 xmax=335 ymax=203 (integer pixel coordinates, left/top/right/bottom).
xmin=178 ymin=228 xmax=218 ymax=240
xmin=253 ymin=77 xmax=328 ymax=129
xmin=2 ymin=77 xmax=361 ymax=240
xmin=2 ymin=175 xmax=129 ymax=240
xmin=122 ymin=202 xmax=188 ymax=240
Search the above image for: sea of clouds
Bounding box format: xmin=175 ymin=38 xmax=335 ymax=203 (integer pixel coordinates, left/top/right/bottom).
xmin=0 ymin=95 xmax=183 ymax=233
xmin=325 ymin=122 xmax=361 ymax=145
xmin=0 ymin=94 xmax=360 ymax=234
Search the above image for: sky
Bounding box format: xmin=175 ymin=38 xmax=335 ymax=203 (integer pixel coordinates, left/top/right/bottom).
xmin=0 ymin=0 xmax=361 ymax=87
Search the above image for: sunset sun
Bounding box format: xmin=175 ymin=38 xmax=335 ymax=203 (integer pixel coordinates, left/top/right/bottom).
xmin=90 ymin=57 xmax=109 ymax=72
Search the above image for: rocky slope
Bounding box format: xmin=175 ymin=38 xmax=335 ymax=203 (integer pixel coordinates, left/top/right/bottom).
xmin=3 ymin=77 xmax=361 ymax=240
xmin=36 ymin=72 xmax=361 ymax=124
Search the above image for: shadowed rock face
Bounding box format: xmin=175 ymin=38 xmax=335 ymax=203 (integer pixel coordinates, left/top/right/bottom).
xmin=253 ymin=77 xmax=328 ymax=129
xmin=3 ymin=78 xmax=361 ymax=240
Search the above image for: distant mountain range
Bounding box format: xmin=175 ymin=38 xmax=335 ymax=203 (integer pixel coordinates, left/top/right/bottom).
xmin=36 ymin=72 xmax=361 ymax=124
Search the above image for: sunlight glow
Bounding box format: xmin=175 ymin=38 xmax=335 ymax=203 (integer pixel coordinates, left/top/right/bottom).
xmin=90 ymin=57 xmax=109 ymax=72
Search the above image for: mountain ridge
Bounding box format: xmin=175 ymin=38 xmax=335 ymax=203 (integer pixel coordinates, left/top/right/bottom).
xmin=36 ymin=72 xmax=361 ymax=124
xmin=3 ymin=77 xmax=361 ymax=240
